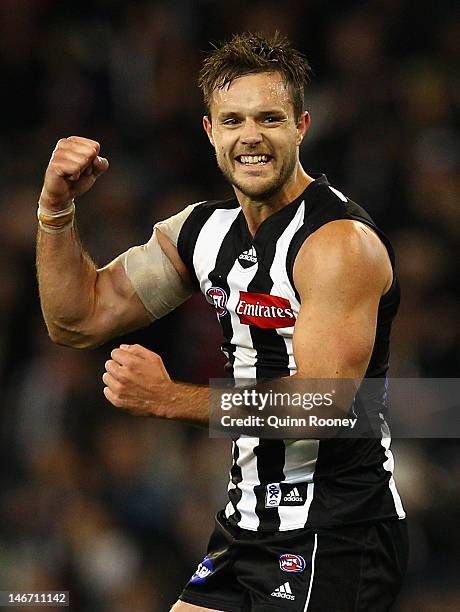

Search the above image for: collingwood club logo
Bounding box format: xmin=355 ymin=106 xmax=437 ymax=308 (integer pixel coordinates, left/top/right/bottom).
xmin=271 ymin=582 xmax=295 ymax=600
xmin=206 ymin=286 xmax=228 ymax=317
xmin=238 ymin=246 xmax=257 ymax=268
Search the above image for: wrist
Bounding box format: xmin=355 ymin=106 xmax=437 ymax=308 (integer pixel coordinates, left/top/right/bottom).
xmin=38 ymin=192 xmax=73 ymax=213
xmin=37 ymin=200 xmax=75 ymax=234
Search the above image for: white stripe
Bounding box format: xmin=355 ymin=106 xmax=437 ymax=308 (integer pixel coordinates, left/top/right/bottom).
xmin=269 ymin=200 xmax=305 ymax=308
xmin=304 ymin=533 xmax=318 ymax=611
xmin=227 ymin=257 xmax=259 ymax=380
xmin=226 ymin=437 xmax=260 ymax=530
xmin=278 ymin=439 xmax=318 ymax=530
xmin=269 ymin=201 xmax=305 ymax=374
xmin=193 ymin=207 xmax=240 ymax=293
xmin=380 ymin=420 xmax=406 ymax=519
xmin=328 ymin=185 xmax=348 ymax=202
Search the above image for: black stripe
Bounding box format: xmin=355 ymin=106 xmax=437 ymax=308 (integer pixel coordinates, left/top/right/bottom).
xmin=227 ymin=439 xmax=243 ymax=525
xmin=253 ymin=440 xmax=286 ymax=531
xmin=207 ymin=210 xmax=243 ymax=374
xmin=245 ymin=207 xmax=300 ymax=530
xmin=204 ymin=210 xmax=243 ymax=524
xmin=177 ymin=199 xmax=237 ymax=289
xmin=247 ymin=204 xmax=299 ymax=380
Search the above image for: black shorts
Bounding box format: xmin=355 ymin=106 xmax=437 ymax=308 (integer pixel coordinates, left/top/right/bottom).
xmin=180 ymin=511 xmax=408 ymax=612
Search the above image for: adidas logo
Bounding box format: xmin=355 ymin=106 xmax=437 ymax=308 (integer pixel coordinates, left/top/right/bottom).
xmin=238 ymin=246 xmax=257 ymax=268
xmin=271 ymin=581 xmax=295 ymax=600
xmin=283 ymin=487 xmax=303 ymax=502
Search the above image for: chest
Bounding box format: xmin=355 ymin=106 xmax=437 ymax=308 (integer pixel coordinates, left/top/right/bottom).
xmin=191 ymin=207 xmax=303 ymax=334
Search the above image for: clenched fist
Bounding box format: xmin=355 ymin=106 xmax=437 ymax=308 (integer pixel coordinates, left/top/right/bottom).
xmin=39 ymin=136 xmax=109 ymax=211
xmin=103 ymin=344 xmax=172 ymax=417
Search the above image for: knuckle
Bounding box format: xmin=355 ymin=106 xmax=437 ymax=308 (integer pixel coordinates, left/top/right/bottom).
xmin=112 ymin=396 xmax=123 ymax=408
xmin=122 ymin=355 xmax=134 ymax=367
xmin=117 ymin=373 xmax=128 ymax=385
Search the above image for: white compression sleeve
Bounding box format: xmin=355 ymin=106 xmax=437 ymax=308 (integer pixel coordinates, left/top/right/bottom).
xmin=118 ymin=203 xmax=200 ymax=320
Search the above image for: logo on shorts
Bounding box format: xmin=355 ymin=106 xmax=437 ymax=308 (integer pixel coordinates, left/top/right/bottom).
xmin=206 ymin=286 xmax=228 ymax=317
xmin=236 ymin=292 xmax=296 ymax=329
xmin=271 ymin=581 xmax=295 ymax=600
xmin=279 ymin=554 xmax=306 ymax=573
xmin=190 ymin=557 xmax=215 ymax=584
xmin=265 ymin=483 xmax=282 ymax=508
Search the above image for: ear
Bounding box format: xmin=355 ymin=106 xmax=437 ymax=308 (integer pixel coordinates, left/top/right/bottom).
xmin=296 ymin=111 xmax=311 ymax=146
xmin=203 ymin=116 xmax=215 ymax=147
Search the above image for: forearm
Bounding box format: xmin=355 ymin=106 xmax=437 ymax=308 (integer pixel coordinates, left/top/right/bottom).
xmin=106 ymin=376 xmax=210 ymax=427
xmin=36 ymin=223 xmax=98 ymax=347
xmin=36 ymin=135 xmax=111 ymax=346
xmin=157 ymin=382 xmax=209 ymax=427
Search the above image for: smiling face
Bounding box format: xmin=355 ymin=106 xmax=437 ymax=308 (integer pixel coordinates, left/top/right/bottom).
xmin=203 ymin=71 xmax=309 ymax=204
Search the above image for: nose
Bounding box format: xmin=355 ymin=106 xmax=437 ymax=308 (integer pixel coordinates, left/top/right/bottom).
xmin=240 ymin=119 xmax=263 ymax=145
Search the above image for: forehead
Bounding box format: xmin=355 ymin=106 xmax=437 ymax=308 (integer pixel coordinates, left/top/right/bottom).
xmin=211 ymin=71 xmax=293 ymax=114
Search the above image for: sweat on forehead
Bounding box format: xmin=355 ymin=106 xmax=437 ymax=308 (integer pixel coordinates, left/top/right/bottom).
xmin=209 ymin=72 xmax=294 ymax=113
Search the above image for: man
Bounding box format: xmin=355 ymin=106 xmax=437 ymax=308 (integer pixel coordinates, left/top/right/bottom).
xmin=37 ymin=33 xmax=407 ymax=611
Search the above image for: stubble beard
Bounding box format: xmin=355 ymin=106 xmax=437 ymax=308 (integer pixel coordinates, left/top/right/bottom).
xmin=216 ymin=150 xmax=297 ymax=203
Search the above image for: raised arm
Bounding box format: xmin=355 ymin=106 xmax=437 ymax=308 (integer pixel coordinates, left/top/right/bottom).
xmin=37 ymin=136 xmax=191 ymax=349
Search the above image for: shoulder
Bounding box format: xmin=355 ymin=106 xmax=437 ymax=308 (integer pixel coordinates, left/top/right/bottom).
xmin=293 ymin=219 xmax=393 ymax=299
xmin=154 ymin=197 xmax=237 ymax=246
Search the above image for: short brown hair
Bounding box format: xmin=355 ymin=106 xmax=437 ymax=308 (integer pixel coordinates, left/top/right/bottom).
xmin=198 ymin=32 xmax=311 ymax=121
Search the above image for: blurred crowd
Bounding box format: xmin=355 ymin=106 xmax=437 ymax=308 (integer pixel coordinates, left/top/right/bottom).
xmin=0 ymin=0 xmax=459 ymax=610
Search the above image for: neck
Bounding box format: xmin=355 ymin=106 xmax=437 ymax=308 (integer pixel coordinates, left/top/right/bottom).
xmin=235 ymin=164 xmax=314 ymax=236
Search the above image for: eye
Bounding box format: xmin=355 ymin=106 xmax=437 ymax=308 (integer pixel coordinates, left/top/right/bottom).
xmin=263 ymin=116 xmax=282 ymax=124
xmin=222 ymin=118 xmax=240 ymax=126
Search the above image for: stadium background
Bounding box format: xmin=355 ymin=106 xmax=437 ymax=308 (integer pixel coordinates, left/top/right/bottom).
xmin=0 ymin=0 xmax=458 ymax=610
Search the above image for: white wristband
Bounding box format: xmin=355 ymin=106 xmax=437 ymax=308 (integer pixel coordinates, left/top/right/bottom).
xmin=37 ymin=200 xmax=75 ymax=218
xmin=37 ymin=200 xmax=75 ymax=233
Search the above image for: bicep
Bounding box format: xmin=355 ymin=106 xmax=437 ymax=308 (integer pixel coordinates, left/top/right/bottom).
xmin=88 ymin=232 xmax=193 ymax=346
xmin=292 ymin=221 xmax=390 ymax=379
xmin=94 ymin=257 xmax=153 ymax=339
xmin=293 ymin=283 xmax=379 ymax=379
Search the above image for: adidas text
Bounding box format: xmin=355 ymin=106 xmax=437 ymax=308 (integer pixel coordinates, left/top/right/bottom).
xmin=271 ymin=582 xmax=295 ymax=601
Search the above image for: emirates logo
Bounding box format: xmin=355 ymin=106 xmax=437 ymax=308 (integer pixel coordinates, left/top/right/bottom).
xmin=236 ymin=292 xmax=296 ymax=329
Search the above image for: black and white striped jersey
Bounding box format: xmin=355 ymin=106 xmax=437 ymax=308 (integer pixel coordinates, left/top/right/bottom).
xmin=178 ymin=174 xmax=405 ymax=532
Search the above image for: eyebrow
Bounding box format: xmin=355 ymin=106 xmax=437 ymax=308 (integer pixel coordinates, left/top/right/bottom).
xmin=217 ymin=109 xmax=287 ymax=118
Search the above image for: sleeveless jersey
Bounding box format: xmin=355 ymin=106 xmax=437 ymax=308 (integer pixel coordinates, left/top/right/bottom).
xmin=177 ymin=174 xmax=405 ymax=532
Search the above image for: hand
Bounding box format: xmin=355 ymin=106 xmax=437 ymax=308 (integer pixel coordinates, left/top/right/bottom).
xmin=103 ymin=344 xmax=171 ymax=416
xmin=39 ymin=136 xmax=109 ymax=211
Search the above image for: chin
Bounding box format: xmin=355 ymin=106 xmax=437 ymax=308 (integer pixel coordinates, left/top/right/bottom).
xmin=236 ymin=179 xmax=283 ymax=201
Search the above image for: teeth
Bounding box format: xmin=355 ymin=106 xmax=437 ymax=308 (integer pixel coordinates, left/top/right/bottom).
xmin=239 ymin=155 xmax=270 ymax=164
